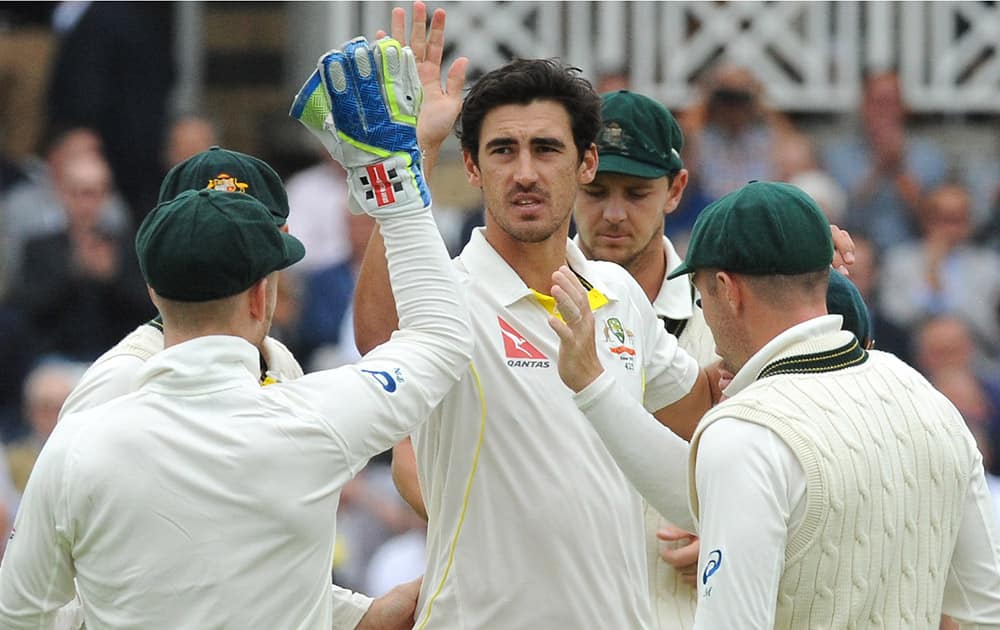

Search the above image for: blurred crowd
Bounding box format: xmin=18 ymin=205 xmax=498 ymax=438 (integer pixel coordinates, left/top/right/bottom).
xmin=1 ymin=1 xmax=998 ymax=592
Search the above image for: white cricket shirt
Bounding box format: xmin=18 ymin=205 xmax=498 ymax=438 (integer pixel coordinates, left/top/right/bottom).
xmin=411 ymin=229 xmax=699 ymax=629
xmin=0 ymin=205 xmax=472 ymax=629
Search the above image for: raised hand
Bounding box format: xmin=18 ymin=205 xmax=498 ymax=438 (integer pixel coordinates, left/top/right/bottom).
xmin=291 ymin=36 xmax=429 ymax=217
xmin=380 ymin=2 xmax=468 ymax=173
xmin=548 ymin=265 xmax=604 ymax=393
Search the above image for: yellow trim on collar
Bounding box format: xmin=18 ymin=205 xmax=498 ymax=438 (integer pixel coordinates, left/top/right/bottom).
xmin=532 ymin=287 xmax=609 ymax=321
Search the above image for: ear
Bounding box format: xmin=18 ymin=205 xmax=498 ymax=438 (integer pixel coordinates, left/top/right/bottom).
xmin=715 ymin=271 xmax=743 ymax=314
xmin=577 ymin=143 xmax=598 ymax=185
xmin=463 ymin=150 xmax=481 ymax=188
xmin=248 ymin=277 xmax=269 ymax=323
xmin=664 ymin=169 xmax=689 ymax=216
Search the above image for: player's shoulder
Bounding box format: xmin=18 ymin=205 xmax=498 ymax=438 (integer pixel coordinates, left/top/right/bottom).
xmin=102 ymin=321 xmax=165 ymax=363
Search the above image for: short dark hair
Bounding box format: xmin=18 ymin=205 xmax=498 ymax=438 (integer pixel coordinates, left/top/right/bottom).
xmin=456 ymin=58 xmax=601 ymax=165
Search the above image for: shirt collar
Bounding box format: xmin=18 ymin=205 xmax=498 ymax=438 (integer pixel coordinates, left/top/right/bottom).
xmin=135 ymin=335 xmax=261 ymax=395
xmin=652 ymin=236 xmax=695 ymax=321
xmin=461 ymin=227 xmax=620 ymax=308
xmin=724 ymin=314 xmax=848 ymax=397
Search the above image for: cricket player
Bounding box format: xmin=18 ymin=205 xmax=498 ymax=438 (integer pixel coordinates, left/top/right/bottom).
xmin=326 ymin=5 xmax=720 ymax=628
xmin=60 ymin=146 xmax=304 ymax=417
xmin=551 ymin=181 xmax=1000 ymax=629
xmin=0 ymin=37 xmax=472 ymax=629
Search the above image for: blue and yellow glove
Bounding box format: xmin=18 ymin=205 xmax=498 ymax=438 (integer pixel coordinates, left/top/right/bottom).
xmin=290 ymin=36 xmax=428 ymax=217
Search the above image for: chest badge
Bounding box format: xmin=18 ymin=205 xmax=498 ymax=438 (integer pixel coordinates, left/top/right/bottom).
xmin=498 ymin=316 xmax=550 ymax=368
xmin=603 ymin=317 xmax=636 ymax=371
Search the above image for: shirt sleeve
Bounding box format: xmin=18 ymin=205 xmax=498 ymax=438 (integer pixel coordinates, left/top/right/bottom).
xmin=574 ymin=370 xmax=695 ymax=531
xmin=329 ymin=584 xmax=373 ymax=630
xmin=941 ymin=450 xmax=1000 ymax=627
xmin=692 ymin=418 xmax=805 ymax=630
xmin=279 ymin=204 xmax=473 ymax=476
xmin=636 ymin=287 xmax=700 ymax=413
xmin=0 ymin=419 xmax=80 ymax=628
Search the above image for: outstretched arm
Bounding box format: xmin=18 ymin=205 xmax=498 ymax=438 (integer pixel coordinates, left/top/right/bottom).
xmin=549 ymin=266 xmax=697 ymax=531
xmin=355 ymin=1 xmax=467 ymax=356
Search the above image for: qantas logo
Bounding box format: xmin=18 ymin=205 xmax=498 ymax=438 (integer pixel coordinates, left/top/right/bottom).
xmin=498 ymin=317 xmax=550 ymax=368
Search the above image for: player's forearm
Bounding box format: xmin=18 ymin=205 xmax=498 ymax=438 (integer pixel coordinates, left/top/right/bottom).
xmin=354 ymin=225 xmax=399 ymax=355
xmin=392 ymin=439 xmax=427 ymax=520
xmin=375 ymin=203 xmax=472 ymax=381
xmin=573 ymin=370 xmax=696 ymax=532
xmin=654 ymin=368 xmax=714 ymax=441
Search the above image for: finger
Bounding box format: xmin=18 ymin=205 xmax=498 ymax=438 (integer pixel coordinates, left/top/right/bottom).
xmin=446 ymin=57 xmax=469 ymax=96
xmin=425 ymin=7 xmax=447 ymax=67
xmin=656 ymin=526 xmax=694 ymax=542
xmin=547 ymin=314 xmax=572 ymax=341
xmin=390 ymin=7 xmax=406 ymax=43
xmin=552 ymin=285 xmax=582 ymax=324
xmin=409 ymin=1 xmax=428 ymax=61
xmin=681 ymin=573 xmax=697 ymax=587
xmin=835 ymin=264 xmax=850 ymax=277
xmin=552 ymin=267 xmax=590 ymax=323
xmin=376 ymin=29 xmax=387 ymax=39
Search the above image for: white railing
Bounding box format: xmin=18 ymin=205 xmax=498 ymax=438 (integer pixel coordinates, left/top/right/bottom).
xmin=296 ymin=1 xmax=1000 ymax=113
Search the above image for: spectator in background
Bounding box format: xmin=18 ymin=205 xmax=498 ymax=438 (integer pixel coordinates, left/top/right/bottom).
xmin=283 ymin=153 xmax=356 ymax=366
xmin=163 ymin=113 xmax=221 ymax=170
xmin=45 ymin=1 xmax=175 ymax=226
xmin=929 ymin=367 xmax=1000 ymax=524
xmin=842 ymin=233 xmax=913 ymax=363
xmin=913 ymin=314 xmax=1000 ymax=475
xmin=12 ymin=152 xmax=154 ymax=361
xmin=0 ymin=126 xmax=129 ymax=297
xmin=685 ymin=63 xmax=796 ymax=203
xmin=880 ymin=182 xmax=1000 ymax=358
xmin=823 ymin=69 xmax=947 ymax=250
xmin=5 ymin=359 xmax=86 ymax=494
xmin=773 ymin=132 xmax=848 ymax=226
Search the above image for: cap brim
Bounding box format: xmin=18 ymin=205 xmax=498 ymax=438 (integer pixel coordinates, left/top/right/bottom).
xmin=666 ymin=261 xmax=694 ymax=280
xmin=596 ymin=153 xmax=670 ymax=179
xmin=278 ymin=232 xmax=306 ymax=270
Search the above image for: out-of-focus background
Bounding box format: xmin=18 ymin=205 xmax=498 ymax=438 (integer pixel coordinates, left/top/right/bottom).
xmin=1 ymin=0 xmax=998 ymax=592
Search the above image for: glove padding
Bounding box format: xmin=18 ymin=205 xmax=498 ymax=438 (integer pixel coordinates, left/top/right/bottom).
xmin=290 ymin=36 xmax=429 ymax=217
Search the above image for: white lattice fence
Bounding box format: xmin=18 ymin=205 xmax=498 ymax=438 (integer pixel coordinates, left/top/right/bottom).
xmin=307 ymin=1 xmax=1000 ymax=113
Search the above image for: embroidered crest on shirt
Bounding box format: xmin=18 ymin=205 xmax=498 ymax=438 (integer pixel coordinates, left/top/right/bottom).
xmin=602 ymin=317 xmax=636 ymax=371
xmin=498 ymin=317 xmax=550 ymax=368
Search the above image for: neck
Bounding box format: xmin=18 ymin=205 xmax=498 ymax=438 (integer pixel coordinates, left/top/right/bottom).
xmin=746 ymin=304 xmax=829 ymax=358
xmin=624 ymin=239 xmax=668 ymax=304
xmin=484 ymin=226 xmax=571 ymax=294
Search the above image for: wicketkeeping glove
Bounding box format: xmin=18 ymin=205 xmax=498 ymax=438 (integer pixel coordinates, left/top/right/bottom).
xmin=290 ymin=36 xmax=429 ymax=217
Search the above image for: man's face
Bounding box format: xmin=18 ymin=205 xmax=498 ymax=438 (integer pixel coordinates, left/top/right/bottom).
xmin=692 ymin=269 xmax=743 ymax=374
xmin=576 ymin=171 xmax=680 ymax=272
xmin=465 ymin=100 xmax=597 ymax=244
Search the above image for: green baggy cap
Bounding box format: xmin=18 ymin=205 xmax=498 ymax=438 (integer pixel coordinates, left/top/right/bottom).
xmin=136 ymin=189 xmax=305 ymax=302
xmin=596 ymin=90 xmax=684 ymax=178
xmin=668 ymin=181 xmax=833 ymax=279
xmin=159 ymin=145 xmax=290 ymax=226
xmin=827 ymin=270 xmax=872 ymax=346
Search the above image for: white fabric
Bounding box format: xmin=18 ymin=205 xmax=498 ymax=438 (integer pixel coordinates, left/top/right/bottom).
xmin=0 ymin=203 xmax=471 ymax=630
xmin=60 ymin=325 xmax=303 ymax=419
xmin=690 ymin=316 xmax=1000 ymax=629
xmin=410 ymin=229 xmax=699 ymax=630
xmin=285 ymin=162 xmax=352 ymax=273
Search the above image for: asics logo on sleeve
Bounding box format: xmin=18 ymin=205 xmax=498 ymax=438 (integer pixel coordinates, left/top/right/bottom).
xmin=362 ymin=369 xmax=398 ymax=392
xmin=703 ymin=548 xmax=723 ymax=585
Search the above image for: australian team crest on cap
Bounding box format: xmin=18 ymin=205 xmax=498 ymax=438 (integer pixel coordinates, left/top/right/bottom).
xmin=598 ymin=122 xmax=631 ymax=153
xmin=206 ymin=173 xmax=249 ymax=194
xmin=603 ymin=317 xmax=636 ymax=371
